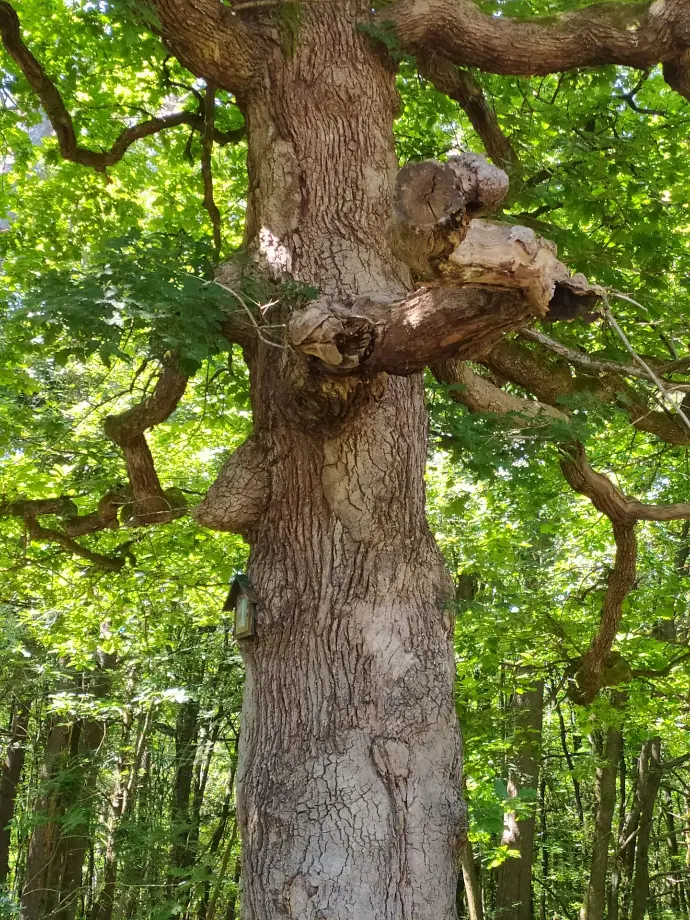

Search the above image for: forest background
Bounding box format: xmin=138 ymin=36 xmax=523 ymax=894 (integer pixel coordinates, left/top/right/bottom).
xmin=1 ymin=0 xmax=690 ymax=917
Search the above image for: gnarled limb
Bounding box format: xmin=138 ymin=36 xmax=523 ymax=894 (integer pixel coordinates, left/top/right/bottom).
xmin=0 ymin=500 xmax=129 ymax=571
xmin=434 ymin=361 xmax=690 ymax=704
xmin=24 ymin=518 xmax=127 ymax=572
xmin=386 ymin=0 xmax=690 ymax=98
xmin=289 ymin=284 xmax=533 ymax=375
xmin=0 ymin=2 xmax=244 ymax=173
xmin=104 ymin=360 xmax=188 ymax=525
xmin=568 ymin=522 xmax=637 ymax=705
xmin=432 ymin=359 xmax=567 ymax=422
xmin=559 ymin=441 xmax=690 ymax=524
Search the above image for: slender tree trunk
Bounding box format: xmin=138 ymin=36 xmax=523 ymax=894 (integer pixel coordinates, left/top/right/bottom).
xmin=609 ymin=740 xmax=627 ymax=920
xmin=556 ymin=701 xmax=585 ymax=829
xmin=205 ymin=9 xmax=464 ymax=917
xmin=581 ymin=712 xmax=623 ymax=920
xmin=539 ymin=776 xmax=548 ymax=920
xmin=169 ymin=696 xmax=201 ymax=904
xmin=199 ymin=761 xmax=237 ymax=920
xmin=0 ymin=696 xmax=31 ymax=885
xmin=459 ymin=839 xmax=484 ymax=920
xmin=662 ymin=788 xmax=685 ymax=914
xmin=21 ymin=661 xmax=113 ymax=920
xmin=630 ymin=738 xmax=662 ymax=920
xmin=496 ymin=679 xmax=544 ymax=920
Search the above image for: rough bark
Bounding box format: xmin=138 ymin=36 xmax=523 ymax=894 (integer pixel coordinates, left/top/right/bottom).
xmin=0 ymin=696 xmax=31 ymax=884
xmin=496 ymin=679 xmax=544 ymax=920
xmin=192 ymin=8 xmax=465 ymax=918
xmin=169 ymin=698 xmax=201 ymax=893
xmin=582 ymin=706 xmax=624 ymax=920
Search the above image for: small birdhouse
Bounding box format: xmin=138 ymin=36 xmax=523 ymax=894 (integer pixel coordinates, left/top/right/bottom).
xmin=224 ymin=573 xmax=258 ymax=639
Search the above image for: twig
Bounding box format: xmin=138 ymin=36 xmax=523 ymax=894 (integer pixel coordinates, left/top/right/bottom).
xmin=520 ymin=327 xmax=651 ymax=381
xmin=212 ymin=281 xmax=286 ymax=349
xmin=603 ymin=291 xmax=690 ymax=435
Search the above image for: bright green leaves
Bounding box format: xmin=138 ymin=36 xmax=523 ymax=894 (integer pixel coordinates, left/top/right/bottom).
xmin=15 ymin=232 xmax=235 ymax=372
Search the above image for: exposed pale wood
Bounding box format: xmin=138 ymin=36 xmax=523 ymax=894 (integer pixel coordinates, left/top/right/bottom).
xmin=445 ymin=219 xmax=602 ymax=316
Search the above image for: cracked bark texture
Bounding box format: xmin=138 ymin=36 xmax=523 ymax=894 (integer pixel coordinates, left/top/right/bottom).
xmin=204 ymin=5 xmax=464 ymax=917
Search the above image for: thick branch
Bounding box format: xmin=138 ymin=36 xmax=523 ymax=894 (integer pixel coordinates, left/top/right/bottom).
xmin=433 ymin=362 xmax=690 ymax=704
xmin=1 ymin=499 xmax=128 ymax=570
xmin=24 ymin=518 xmax=126 ymax=572
xmin=289 ymin=285 xmax=534 ymax=375
xmin=387 ymin=0 xmax=690 ymax=97
xmin=0 ymin=2 xmax=244 ymax=172
xmin=432 ymin=359 xmax=567 ymax=422
xmin=104 ymin=361 xmax=188 ymax=525
xmin=485 ymin=337 xmax=690 ymax=447
xmin=571 ymin=522 xmax=637 ymax=705
xmin=559 ymin=441 xmax=690 ymax=524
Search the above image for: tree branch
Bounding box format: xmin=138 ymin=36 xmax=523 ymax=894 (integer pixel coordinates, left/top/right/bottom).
xmin=520 ymin=327 xmax=656 ymax=382
xmin=485 ymin=337 xmax=690 ymax=447
xmin=417 ymin=55 xmax=521 ymax=176
xmin=432 ymin=361 xmax=690 ymax=704
xmin=559 ymin=441 xmax=690 ymax=525
xmin=24 ymin=518 xmax=127 ymax=572
xmin=387 ymin=0 xmax=690 ymax=98
xmin=432 ymin=358 xmax=567 ymax=422
xmin=289 ymin=284 xmax=534 ymax=375
xmin=0 ymin=1 xmax=244 ymax=172
xmin=0 ymin=500 xmax=129 ymax=571
xmin=201 ymin=83 xmax=222 ymax=259
xmin=104 ymin=360 xmax=188 ymax=525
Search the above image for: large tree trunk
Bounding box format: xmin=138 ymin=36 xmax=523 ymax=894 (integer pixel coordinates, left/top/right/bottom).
xmin=197 ymin=7 xmax=464 ymax=917
xmin=496 ymin=679 xmax=544 ymax=920
xmin=0 ymin=696 xmax=30 ymax=885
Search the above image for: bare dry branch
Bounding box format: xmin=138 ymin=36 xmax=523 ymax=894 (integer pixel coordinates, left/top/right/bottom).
xmin=520 ymin=328 xmax=650 ymax=381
